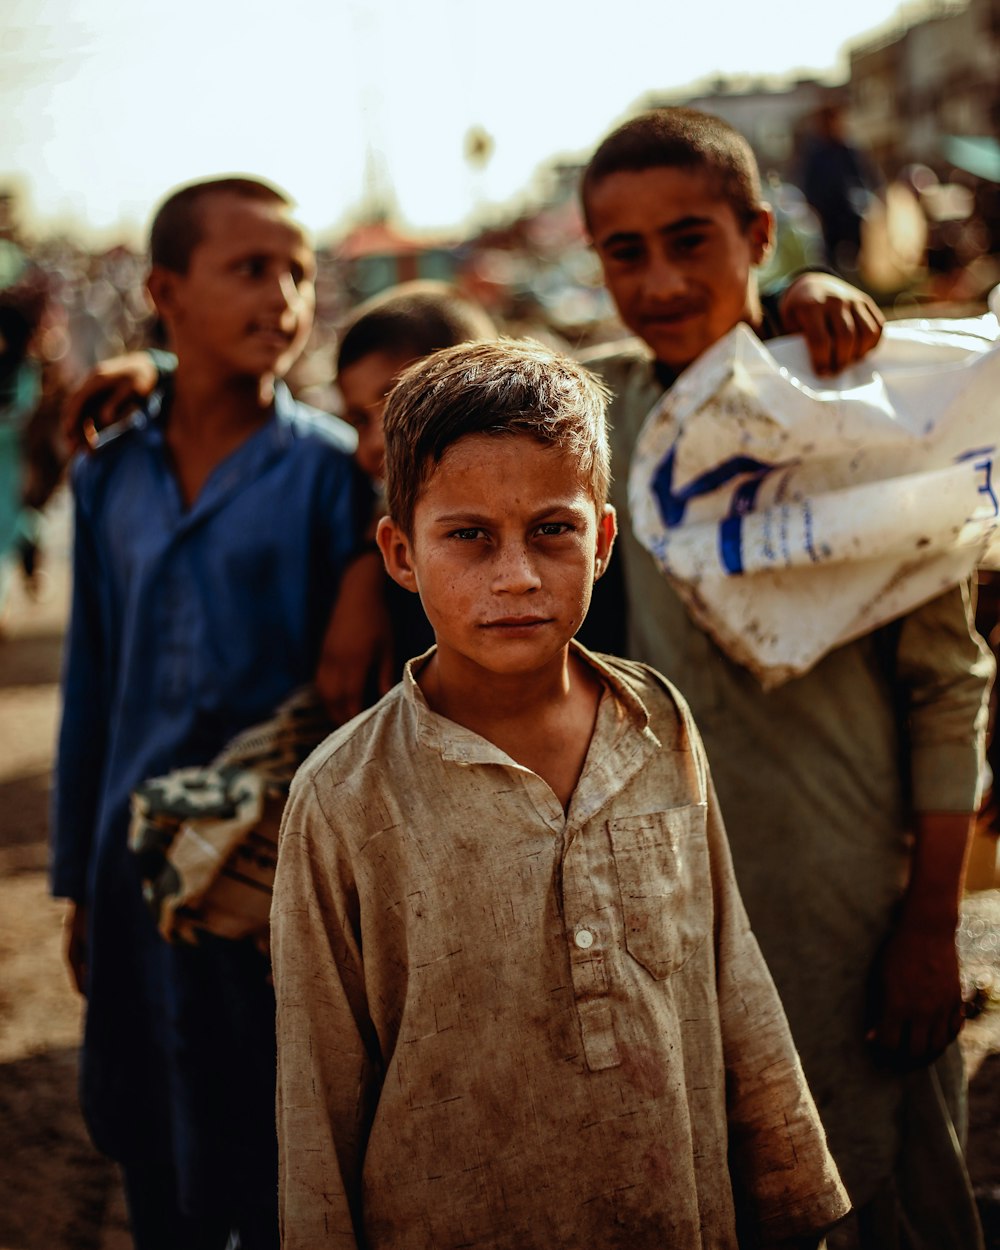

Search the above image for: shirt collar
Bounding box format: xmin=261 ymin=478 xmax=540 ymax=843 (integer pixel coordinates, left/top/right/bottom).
xmin=140 ymin=378 xmax=298 ymax=445
xmin=137 ymin=380 xmax=299 ymax=528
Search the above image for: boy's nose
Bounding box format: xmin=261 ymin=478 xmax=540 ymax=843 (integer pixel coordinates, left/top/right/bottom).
xmin=642 ymin=254 xmax=687 ymax=302
xmin=492 ymin=543 xmax=542 ymax=594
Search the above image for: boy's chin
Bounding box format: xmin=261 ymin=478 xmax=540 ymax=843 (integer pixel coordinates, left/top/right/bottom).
xmin=642 ymin=330 xmax=710 ymax=373
xmin=242 ymin=338 xmax=306 ymax=380
xmin=229 ymin=354 xmax=299 ymax=388
xmin=639 ymin=316 xmax=742 ymax=372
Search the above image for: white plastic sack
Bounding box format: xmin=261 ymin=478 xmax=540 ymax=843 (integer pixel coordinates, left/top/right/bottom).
xmin=628 ymin=289 xmax=1000 ymax=689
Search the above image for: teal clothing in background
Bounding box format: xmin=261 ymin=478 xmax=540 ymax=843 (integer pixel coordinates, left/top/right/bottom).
xmin=0 ymin=357 xmax=40 ymax=606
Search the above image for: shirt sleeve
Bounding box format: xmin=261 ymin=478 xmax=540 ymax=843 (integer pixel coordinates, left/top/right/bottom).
xmin=896 ymin=580 xmax=994 ymax=814
xmin=272 ymin=768 xmax=382 ymax=1250
xmin=692 ymin=725 xmax=851 ymax=1241
xmin=316 ymin=451 xmax=367 ymax=591
xmin=50 ymin=462 xmax=109 ymax=902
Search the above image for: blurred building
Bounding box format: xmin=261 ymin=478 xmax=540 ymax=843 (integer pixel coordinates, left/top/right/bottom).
xmin=849 ymin=0 xmax=1000 ymax=176
xmin=629 ymin=1 xmax=1000 ymax=192
xmin=331 ymin=219 xmax=459 ymax=303
xmin=643 ymin=76 xmax=841 ymax=180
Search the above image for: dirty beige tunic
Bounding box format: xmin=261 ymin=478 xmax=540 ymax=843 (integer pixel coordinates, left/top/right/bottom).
xmin=585 ymin=341 xmax=993 ymax=1233
xmin=272 ymin=647 xmax=849 ymax=1249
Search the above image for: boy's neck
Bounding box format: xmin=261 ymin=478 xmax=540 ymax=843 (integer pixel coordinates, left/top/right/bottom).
xmin=743 ymin=282 xmax=764 ymax=335
xmin=418 ymin=645 xmax=603 ymax=812
xmin=169 ymin=362 xmax=277 ymax=433
xmin=164 ymin=365 xmax=277 ymax=507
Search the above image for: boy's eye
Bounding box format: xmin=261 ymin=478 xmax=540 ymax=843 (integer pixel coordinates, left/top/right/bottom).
xmin=606 ymin=243 xmax=645 ymax=265
xmin=235 ymin=256 xmax=267 ymax=278
xmin=536 ymin=522 xmax=572 ymax=538
xmin=671 ymin=231 xmax=707 ymax=256
xmin=449 ymin=527 xmax=486 ymax=541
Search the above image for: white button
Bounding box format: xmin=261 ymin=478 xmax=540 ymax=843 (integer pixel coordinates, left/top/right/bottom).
xmin=574 ymin=928 xmax=595 ymax=950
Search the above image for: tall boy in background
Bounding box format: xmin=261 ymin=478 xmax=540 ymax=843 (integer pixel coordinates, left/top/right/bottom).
xmin=272 ymin=338 xmax=850 ymax=1249
xmin=51 ymin=177 xmax=357 ymax=1249
xmin=581 ymin=107 xmax=992 ymax=1248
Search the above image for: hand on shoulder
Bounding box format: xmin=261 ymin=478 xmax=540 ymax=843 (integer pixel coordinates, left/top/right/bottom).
xmin=62 ymin=351 xmax=160 ymax=453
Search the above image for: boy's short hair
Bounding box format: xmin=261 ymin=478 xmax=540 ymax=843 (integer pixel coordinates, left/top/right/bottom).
xmin=149 ymin=176 xmax=294 ymax=274
xmin=582 ymin=108 xmax=763 ymax=229
xmin=383 ymin=338 xmax=610 ymax=534
xmin=336 ymin=281 xmax=497 ymax=373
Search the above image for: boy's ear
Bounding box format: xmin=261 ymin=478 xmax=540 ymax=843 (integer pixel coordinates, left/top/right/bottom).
xmin=146 ymin=265 xmax=180 ymax=321
xmin=376 ymin=516 xmax=420 ymax=594
xmin=747 ymin=205 xmax=775 ymax=268
xmin=594 ymin=504 xmax=617 ymax=581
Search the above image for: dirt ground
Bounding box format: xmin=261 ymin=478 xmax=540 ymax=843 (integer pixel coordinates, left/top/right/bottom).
xmin=0 ymin=493 xmax=998 ymax=1250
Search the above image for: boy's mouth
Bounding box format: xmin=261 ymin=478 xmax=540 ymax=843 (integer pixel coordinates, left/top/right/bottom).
xmin=641 ymin=303 xmax=704 ymax=328
xmin=482 ymin=616 xmax=552 ymax=629
xmin=249 ymin=325 xmax=296 ymax=348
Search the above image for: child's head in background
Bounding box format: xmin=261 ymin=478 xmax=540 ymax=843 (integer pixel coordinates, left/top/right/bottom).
xmin=336 ymin=281 xmax=496 ymax=480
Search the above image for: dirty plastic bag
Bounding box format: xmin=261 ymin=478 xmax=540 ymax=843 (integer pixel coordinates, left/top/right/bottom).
xmin=628 ymin=290 xmax=1000 ymax=689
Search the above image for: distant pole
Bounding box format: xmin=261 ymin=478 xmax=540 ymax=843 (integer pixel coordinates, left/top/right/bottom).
xmin=463 ymin=125 xmax=495 ymax=227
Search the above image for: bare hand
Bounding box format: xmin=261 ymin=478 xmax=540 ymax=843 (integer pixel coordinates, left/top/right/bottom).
xmin=779 ymin=273 xmax=884 ymax=376
xmin=64 ymin=902 xmax=89 ymax=995
xmin=314 ymin=551 xmax=395 ymax=724
xmin=866 ymin=910 xmax=964 ymax=1068
xmin=62 ymin=352 xmax=159 ymax=453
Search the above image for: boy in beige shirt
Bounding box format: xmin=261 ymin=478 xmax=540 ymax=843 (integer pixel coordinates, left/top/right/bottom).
xmin=271 ymin=339 xmax=849 ymax=1248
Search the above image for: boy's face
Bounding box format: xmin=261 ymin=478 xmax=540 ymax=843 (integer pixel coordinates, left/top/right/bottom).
xmin=586 ymin=165 xmax=772 ymax=370
xmin=149 ymin=194 xmax=316 ymax=383
xmin=378 ymin=432 xmax=616 ymax=681
xmin=338 ymin=350 xmax=412 ymax=480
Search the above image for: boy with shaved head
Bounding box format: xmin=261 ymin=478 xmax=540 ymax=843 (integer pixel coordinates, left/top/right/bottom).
xmin=52 ymin=176 xmax=358 ymax=1249
xmin=581 ymin=108 xmax=991 ymax=1249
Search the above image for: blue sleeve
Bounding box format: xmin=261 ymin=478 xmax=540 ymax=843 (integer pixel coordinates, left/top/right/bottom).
xmin=317 ymin=451 xmax=365 ymax=586
xmin=50 ymin=463 xmax=109 ymax=902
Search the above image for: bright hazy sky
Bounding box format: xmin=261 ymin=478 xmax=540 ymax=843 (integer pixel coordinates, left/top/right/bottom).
xmin=3 ymin=0 xmax=934 ymax=245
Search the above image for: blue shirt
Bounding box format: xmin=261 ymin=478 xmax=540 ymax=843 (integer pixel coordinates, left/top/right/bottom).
xmin=52 ymin=382 xmax=356 ymax=904
xmin=51 ymin=377 xmax=360 ymax=1160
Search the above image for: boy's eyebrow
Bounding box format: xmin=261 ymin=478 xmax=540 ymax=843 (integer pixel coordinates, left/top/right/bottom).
xmin=659 ymin=214 xmax=715 ymax=236
xmin=225 ymin=245 xmax=314 ymax=268
xmin=432 ymin=500 xmax=592 ymax=527
xmin=597 ymin=215 xmax=715 ymax=249
xmin=432 ymin=511 xmax=492 ymax=525
xmin=596 ymin=228 xmax=643 ymax=250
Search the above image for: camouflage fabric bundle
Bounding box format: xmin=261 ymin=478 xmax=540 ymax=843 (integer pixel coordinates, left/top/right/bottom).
xmin=958 ymin=888 xmax=1000 ymax=1018
xmin=129 ymin=687 xmax=333 ymax=945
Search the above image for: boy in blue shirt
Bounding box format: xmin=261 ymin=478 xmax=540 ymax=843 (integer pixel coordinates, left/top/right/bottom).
xmin=52 ymin=177 xmax=357 ymax=1250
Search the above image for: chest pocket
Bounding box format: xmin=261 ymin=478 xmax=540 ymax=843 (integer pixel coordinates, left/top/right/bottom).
xmin=608 ymin=805 xmax=710 ymax=980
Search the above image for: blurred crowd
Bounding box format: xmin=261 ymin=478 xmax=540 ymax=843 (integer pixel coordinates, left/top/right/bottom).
xmin=1 ymin=116 xmax=998 ymax=621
